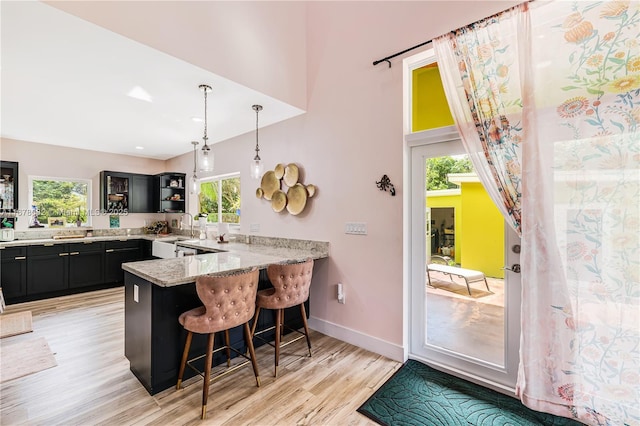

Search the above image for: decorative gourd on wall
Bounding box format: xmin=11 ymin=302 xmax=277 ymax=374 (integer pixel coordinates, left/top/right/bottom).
xmin=256 ymin=163 xmax=316 ymax=215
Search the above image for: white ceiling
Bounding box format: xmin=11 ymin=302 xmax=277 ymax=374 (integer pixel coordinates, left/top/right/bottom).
xmin=1 ymin=1 xmax=305 ymax=160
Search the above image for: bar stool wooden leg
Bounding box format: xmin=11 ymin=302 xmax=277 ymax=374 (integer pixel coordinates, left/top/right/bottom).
xmin=250 ymin=306 xmax=261 ymax=338
xmin=176 ymin=331 xmax=193 ymax=390
xmin=201 ymin=333 xmax=215 ymax=420
xmin=300 ymin=304 xmax=312 ymax=357
xmin=224 ymin=329 xmax=231 ymax=367
xmin=244 ymin=323 xmax=261 ymax=387
xmin=274 ymin=308 xmax=282 ymax=378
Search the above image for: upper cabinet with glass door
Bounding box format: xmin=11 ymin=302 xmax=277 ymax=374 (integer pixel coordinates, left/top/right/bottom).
xmin=100 ymin=171 xmax=155 ymax=214
xmin=0 ymin=161 xmax=19 ymax=212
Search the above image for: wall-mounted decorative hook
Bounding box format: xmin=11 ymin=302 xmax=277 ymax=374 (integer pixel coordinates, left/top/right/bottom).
xmin=376 ymin=174 xmax=396 ymax=196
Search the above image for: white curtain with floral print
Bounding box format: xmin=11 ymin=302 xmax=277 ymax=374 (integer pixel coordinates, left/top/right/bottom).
xmin=434 ymin=1 xmax=639 ymax=425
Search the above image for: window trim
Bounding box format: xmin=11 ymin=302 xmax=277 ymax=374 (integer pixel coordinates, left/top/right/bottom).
xmin=198 ymin=172 xmax=241 ymax=228
xmin=28 ymin=175 xmax=93 ymax=227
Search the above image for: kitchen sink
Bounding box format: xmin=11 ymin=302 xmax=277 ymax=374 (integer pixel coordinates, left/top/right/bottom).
xmin=152 ymin=240 xmax=177 ymax=258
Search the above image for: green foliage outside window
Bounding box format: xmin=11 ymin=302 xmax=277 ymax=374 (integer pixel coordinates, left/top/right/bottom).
xmin=426 ymin=156 xmax=473 ymax=190
xmin=33 ymin=179 xmax=89 ymax=224
xmin=199 ymin=177 xmax=241 ymax=223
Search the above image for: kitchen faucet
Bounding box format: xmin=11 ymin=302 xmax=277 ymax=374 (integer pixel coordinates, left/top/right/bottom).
xmin=180 ymin=213 xmax=194 ymax=238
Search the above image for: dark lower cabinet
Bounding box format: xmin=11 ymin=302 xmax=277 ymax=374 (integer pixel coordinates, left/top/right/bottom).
xmin=105 ymin=240 xmax=142 ymax=284
xmin=2 ymin=238 xmax=146 ymax=303
xmin=27 ymin=244 xmax=68 ymax=295
xmin=0 ymin=246 xmax=27 ymax=299
xmin=68 ymin=242 xmax=104 ymax=288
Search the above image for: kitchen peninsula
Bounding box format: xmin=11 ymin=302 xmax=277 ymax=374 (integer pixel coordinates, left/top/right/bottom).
xmin=121 ymin=236 xmax=329 ymax=395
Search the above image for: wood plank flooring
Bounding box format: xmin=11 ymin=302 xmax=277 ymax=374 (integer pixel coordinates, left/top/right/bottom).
xmin=0 ymin=288 xmax=401 ymax=425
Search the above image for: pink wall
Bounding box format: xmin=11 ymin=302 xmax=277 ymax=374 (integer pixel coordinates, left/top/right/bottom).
xmin=6 ymin=1 xmax=523 ymax=359
xmin=168 ymin=1 xmax=523 ymax=357
xmin=1 ymin=138 xmax=167 ymax=230
xmin=47 ymin=1 xmax=307 ymax=110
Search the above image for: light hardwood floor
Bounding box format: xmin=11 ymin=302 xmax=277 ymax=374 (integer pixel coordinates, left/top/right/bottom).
xmin=0 ymin=288 xmax=401 ymax=425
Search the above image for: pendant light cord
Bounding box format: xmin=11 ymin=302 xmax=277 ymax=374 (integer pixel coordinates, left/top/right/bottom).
xmin=203 ymin=89 xmax=208 ymax=145
xmin=254 ymin=106 xmax=260 ymax=160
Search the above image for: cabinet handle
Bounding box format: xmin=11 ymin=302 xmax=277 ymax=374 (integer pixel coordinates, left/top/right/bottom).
xmin=14 ymin=256 xmax=26 ymax=260
xmin=59 ymin=252 xmax=69 ymax=256
xmin=106 ymin=249 xmax=115 ymax=253
xmin=69 ymin=252 xmax=80 ymax=256
xmin=44 ymin=243 xmax=54 ymax=247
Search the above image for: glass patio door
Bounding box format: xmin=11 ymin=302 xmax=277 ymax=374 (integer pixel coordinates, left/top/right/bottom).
xmin=408 ymin=133 xmax=521 ymax=390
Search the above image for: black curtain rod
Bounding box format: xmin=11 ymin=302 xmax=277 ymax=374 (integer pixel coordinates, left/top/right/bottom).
xmin=373 ymin=1 xmax=532 ymax=68
xmin=372 ymin=39 xmax=432 ymax=68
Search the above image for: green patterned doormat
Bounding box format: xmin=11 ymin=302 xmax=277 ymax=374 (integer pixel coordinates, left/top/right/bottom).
xmin=357 ymin=360 xmax=583 ymax=426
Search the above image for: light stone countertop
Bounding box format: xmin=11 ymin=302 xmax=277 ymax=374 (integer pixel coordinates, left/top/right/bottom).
xmin=123 ymin=239 xmax=328 ymax=287
xmin=1 ymin=232 xmax=329 ymax=287
xmin=0 ymin=234 xmax=180 ymax=247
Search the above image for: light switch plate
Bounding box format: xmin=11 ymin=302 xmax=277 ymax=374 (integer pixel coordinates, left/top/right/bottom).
xmin=345 ymin=222 xmax=367 ymax=235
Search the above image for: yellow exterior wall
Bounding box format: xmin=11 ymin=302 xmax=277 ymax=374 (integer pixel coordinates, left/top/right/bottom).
xmin=412 ymin=63 xmax=454 ymax=132
xmin=427 ymin=183 xmax=505 ymax=278
xmin=459 ymin=182 xmax=505 ymax=278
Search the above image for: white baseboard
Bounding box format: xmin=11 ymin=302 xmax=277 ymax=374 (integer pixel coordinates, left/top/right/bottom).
xmin=309 ymin=316 xmax=404 ymax=362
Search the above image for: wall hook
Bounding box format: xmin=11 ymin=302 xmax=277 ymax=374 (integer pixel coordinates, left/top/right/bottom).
xmin=376 ymin=174 xmax=396 ymax=196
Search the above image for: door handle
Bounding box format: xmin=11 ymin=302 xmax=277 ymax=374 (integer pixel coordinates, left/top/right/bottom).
xmin=502 ymin=264 xmax=521 ymax=273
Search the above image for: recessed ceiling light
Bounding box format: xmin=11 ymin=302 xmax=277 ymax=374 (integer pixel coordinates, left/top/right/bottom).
xmin=127 ymin=86 xmax=153 ymax=103
xmin=192 ymin=117 xmax=203 ymax=122
xmin=135 ymin=146 xmax=144 ymax=150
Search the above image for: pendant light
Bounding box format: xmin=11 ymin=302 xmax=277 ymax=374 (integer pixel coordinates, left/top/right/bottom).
xmin=198 ymin=84 xmax=214 ymax=174
xmin=250 ymin=104 xmax=264 ymax=179
xmin=190 ymin=141 xmax=200 ymax=195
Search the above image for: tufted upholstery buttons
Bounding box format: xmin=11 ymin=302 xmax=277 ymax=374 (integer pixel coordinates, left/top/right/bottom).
xmin=255 ymin=259 xmax=314 ymax=310
xmin=179 ymin=268 xmax=260 ymax=334
xmin=251 ymin=258 xmax=314 ymax=378
xmin=176 ymin=267 xmax=261 ymax=420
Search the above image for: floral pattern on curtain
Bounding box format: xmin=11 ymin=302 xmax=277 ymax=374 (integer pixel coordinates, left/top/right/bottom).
xmin=434 ymin=6 xmax=525 ymax=235
xmin=435 ymin=1 xmax=639 ymax=425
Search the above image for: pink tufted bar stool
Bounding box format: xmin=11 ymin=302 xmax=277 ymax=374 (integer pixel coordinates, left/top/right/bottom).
xmin=176 ymin=268 xmax=261 ymax=420
xmin=250 ymin=258 xmax=314 ymax=377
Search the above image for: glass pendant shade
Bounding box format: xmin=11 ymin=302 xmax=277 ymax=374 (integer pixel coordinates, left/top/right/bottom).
xmin=190 ymin=174 xmax=199 ymax=195
xmin=250 ymin=158 xmax=264 ymax=180
xmin=199 ymin=144 xmax=213 ymax=174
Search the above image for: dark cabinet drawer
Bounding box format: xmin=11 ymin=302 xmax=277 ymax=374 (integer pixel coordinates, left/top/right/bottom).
xmin=27 ymin=244 xmax=66 ymax=256
xmin=0 ymin=246 xmax=26 ymax=260
xmin=105 ymin=239 xmax=140 ymax=250
xmin=68 ymin=241 xmax=104 ymax=253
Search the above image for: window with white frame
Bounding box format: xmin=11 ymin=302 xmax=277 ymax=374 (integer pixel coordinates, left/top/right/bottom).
xmin=29 ymin=176 xmax=91 ymax=227
xmin=198 ymin=174 xmax=240 ymax=225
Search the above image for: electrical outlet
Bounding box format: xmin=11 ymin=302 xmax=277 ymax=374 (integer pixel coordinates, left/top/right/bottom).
xmin=249 ymin=223 xmax=260 ymax=233
xmin=337 ymin=283 xmax=345 ymax=304
xmin=133 ymin=284 xmax=139 ymax=303
xmin=345 ymin=222 xmax=367 ymax=235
